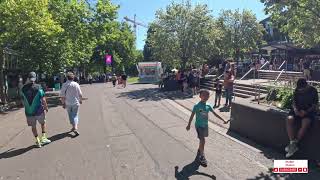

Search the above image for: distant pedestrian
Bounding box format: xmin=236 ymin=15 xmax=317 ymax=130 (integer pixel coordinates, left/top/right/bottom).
xmin=121 ymin=73 xmax=128 ymax=88
xmin=21 ymin=72 xmax=51 ymax=148
xmin=186 ymin=90 xmax=227 ymax=167
xmin=111 ymin=74 xmax=117 ymax=87
xmin=188 ymin=71 xmax=197 ymax=96
xmin=214 ymin=79 xmax=222 ymax=107
xmin=60 ymin=72 xmax=83 ymax=136
xmin=223 ymin=70 xmax=235 ymax=107
xmin=88 ymin=74 xmax=93 ymax=85
xmin=303 ymin=60 xmax=311 ymax=80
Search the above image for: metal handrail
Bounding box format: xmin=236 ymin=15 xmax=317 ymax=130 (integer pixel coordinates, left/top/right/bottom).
xmin=278 ymin=60 xmax=286 ymax=70
xmin=240 ymin=68 xmax=253 ymax=80
xmin=275 ymin=69 xmax=285 ymax=82
xmin=260 ymin=61 xmax=269 ymax=70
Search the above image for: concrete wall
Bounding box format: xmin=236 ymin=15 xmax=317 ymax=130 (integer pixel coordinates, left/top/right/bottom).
xmin=230 ymin=101 xmax=320 ymax=160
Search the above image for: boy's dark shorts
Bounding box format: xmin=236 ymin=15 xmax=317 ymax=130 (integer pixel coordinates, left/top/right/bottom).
xmin=196 ymin=126 xmax=208 ymax=140
xmin=288 ymin=109 xmax=317 ymax=124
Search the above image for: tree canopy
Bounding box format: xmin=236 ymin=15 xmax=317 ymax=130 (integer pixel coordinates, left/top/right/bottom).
xmin=144 ymin=1 xmax=264 ymax=69
xmin=0 ymin=0 xmax=138 ymax=75
xmin=217 ymin=9 xmax=265 ymax=59
xmin=145 ymin=1 xmax=222 ymax=69
xmin=261 ymin=0 xmax=320 ymax=48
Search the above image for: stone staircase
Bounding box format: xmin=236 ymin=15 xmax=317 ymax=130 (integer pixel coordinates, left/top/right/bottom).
xmin=200 ymin=77 xmax=268 ymax=99
xmin=258 ymin=70 xmax=304 ymax=81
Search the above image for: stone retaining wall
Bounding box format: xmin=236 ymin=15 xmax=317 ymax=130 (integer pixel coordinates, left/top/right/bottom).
xmin=230 ymin=101 xmax=320 ymax=160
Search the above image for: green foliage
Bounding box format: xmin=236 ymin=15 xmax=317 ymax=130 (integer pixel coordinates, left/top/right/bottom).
xmin=145 ymin=1 xmax=264 ymax=69
xmin=0 ymin=0 xmax=138 ymax=75
xmin=217 ymin=9 xmax=265 ymax=59
xmin=261 ymin=0 xmax=320 ymax=48
xmin=145 ymin=1 xmax=223 ymax=69
xmin=268 ymin=86 xmax=294 ymax=109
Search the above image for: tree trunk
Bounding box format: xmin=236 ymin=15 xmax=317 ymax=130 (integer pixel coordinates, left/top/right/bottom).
xmin=0 ymin=49 xmax=6 ymax=104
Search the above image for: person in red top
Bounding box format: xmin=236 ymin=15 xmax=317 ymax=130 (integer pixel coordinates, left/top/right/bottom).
xmin=223 ymin=70 xmax=235 ymax=107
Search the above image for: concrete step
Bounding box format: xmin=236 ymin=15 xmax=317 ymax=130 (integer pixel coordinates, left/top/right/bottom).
xmin=235 ymin=85 xmax=268 ymax=94
xmin=200 ymin=84 xmax=256 ymax=99
xmin=233 ymin=88 xmax=265 ymax=96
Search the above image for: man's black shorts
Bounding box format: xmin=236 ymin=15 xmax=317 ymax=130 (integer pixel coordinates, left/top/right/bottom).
xmin=288 ymin=109 xmax=317 ymax=122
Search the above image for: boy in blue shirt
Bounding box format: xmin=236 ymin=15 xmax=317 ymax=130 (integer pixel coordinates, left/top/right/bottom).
xmin=186 ymin=89 xmax=227 ymax=167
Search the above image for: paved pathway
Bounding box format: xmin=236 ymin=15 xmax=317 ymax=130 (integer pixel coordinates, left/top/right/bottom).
xmin=0 ymin=83 xmax=318 ymax=180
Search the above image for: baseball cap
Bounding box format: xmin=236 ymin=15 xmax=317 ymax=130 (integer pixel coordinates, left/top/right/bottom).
xmin=28 ymin=72 xmax=37 ymax=82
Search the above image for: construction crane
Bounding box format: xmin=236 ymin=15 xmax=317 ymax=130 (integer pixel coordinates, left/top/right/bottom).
xmin=124 ymin=14 xmax=148 ymax=37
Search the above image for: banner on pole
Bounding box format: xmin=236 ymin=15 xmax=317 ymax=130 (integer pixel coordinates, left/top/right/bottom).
xmin=105 ymin=55 xmax=112 ymax=65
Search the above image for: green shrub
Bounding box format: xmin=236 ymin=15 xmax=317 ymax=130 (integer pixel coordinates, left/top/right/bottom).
xmin=267 ymin=86 xmax=293 ymax=110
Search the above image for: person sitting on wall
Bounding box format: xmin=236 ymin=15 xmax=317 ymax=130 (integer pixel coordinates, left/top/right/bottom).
xmin=285 ymin=78 xmax=319 ymax=158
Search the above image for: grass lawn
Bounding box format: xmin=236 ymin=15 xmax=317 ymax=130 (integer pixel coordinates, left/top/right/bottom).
xmin=127 ymin=77 xmax=139 ymax=83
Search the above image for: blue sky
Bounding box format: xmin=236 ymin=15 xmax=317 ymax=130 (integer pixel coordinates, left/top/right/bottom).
xmin=111 ymin=0 xmax=268 ymax=50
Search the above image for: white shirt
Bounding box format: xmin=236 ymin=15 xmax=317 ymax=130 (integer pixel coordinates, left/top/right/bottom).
xmin=60 ymin=80 xmax=82 ymax=106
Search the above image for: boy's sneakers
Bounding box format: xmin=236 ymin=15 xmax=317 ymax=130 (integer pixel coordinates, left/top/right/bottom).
xmin=35 ymin=137 xmax=42 ymax=148
xmin=285 ymin=141 xmax=299 ymax=158
xmin=41 ymin=136 xmax=51 ymax=145
xmin=199 ymin=155 xmax=208 ymax=167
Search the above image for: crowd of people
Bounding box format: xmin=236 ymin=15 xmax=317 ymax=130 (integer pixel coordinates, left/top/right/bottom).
xmin=159 ymin=69 xmax=202 ymax=96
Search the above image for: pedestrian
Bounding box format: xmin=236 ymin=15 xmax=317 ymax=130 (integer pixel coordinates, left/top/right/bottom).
xmin=21 ymin=72 xmax=51 ymax=148
xmin=223 ymin=70 xmax=235 ymax=107
xmin=60 ymin=72 xmax=83 ymax=136
xmin=188 ymin=70 xmax=197 ymax=96
xmin=111 ymin=74 xmax=117 ymax=87
xmin=121 ymin=73 xmax=128 ymax=88
xmin=88 ymin=74 xmax=93 ymax=85
xmin=214 ymin=79 xmax=222 ymax=107
xmin=285 ymin=78 xmax=318 ymax=158
xmin=182 ymin=72 xmax=188 ymax=93
xmin=269 ymin=59 xmax=274 ymax=70
xmin=186 ymin=90 xmax=227 ymax=167
xmin=303 ymin=60 xmax=311 ymax=80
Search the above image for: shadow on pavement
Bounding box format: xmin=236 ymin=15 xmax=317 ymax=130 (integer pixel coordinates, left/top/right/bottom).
xmin=0 ymin=146 xmax=36 ymax=159
xmin=0 ymin=131 xmax=75 ymax=159
xmin=49 ymin=131 xmax=76 ymax=142
xmin=219 ymin=106 xmax=230 ymax=112
xmin=225 ymin=130 xmax=320 ymax=179
xmin=247 ymin=168 xmax=320 ymax=180
xmin=175 ymin=161 xmax=216 ymax=180
xmin=117 ymin=88 xmax=193 ymax=102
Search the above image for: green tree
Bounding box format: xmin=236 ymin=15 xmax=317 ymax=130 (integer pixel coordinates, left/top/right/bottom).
xmin=217 ymin=9 xmax=265 ymax=60
xmin=0 ymin=0 xmax=63 ymax=73
xmin=261 ymin=0 xmax=320 ymax=48
xmin=49 ymin=0 xmax=96 ymax=73
xmin=147 ymin=1 xmax=222 ymax=69
xmin=143 ymin=26 xmax=155 ymax=62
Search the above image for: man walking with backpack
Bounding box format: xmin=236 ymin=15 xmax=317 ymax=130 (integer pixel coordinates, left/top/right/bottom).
xmin=21 ymin=72 xmax=51 ymax=148
xmin=60 ymin=72 xmax=83 ymax=136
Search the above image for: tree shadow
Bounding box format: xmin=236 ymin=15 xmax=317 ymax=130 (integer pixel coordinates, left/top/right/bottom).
xmin=175 ymin=161 xmax=216 ymax=180
xmin=0 ymin=131 xmax=74 ymax=159
xmin=117 ymin=88 xmax=193 ymax=102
